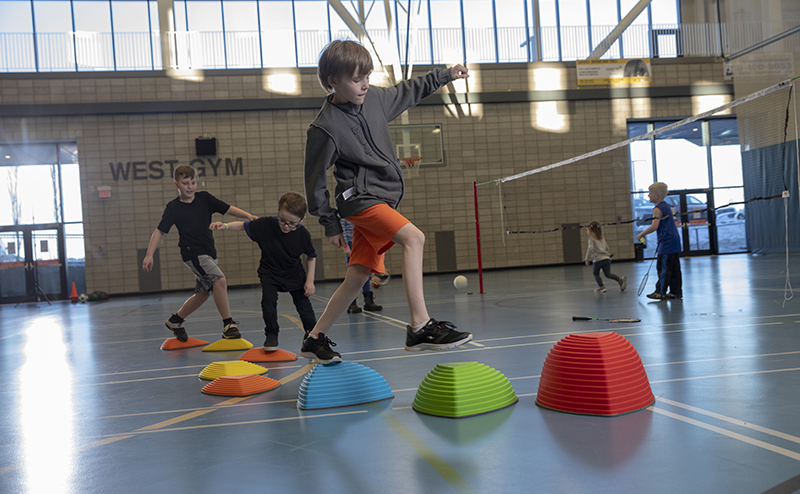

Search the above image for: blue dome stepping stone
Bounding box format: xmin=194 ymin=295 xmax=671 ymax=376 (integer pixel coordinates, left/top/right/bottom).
xmin=297 ymin=361 xmax=393 ymax=410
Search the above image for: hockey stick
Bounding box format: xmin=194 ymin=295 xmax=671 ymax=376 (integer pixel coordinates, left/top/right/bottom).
xmin=572 ymin=316 xmax=641 ymax=323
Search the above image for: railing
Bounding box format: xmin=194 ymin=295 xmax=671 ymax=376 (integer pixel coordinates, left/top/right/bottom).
xmin=1 ymin=22 xmax=799 ymax=73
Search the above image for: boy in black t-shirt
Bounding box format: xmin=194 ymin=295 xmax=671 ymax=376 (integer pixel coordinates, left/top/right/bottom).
xmin=211 ymin=192 xmax=318 ymax=351
xmin=143 ymin=165 xmax=257 ymax=342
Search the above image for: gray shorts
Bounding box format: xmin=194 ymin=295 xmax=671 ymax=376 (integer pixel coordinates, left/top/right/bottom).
xmin=183 ymin=255 xmax=224 ymax=293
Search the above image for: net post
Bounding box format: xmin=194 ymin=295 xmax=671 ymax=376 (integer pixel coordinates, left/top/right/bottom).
xmin=473 ymin=181 xmax=485 ymax=294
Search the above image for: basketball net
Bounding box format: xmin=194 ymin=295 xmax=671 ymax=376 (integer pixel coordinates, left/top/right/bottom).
xmin=401 ymin=156 xmax=422 ymax=178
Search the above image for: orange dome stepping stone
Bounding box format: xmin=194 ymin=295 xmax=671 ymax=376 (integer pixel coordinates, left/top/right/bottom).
xmin=240 ymin=348 xmax=298 ymax=363
xmin=202 ymin=374 xmax=280 ymax=396
xmin=536 ymin=332 xmax=654 ymax=416
xmin=161 ymin=337 xmax=209 ymax=350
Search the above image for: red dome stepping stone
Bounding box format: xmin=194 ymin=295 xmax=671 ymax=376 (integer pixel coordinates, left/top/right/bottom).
xmin=240 ymin=348 xmax=298 ymax=363
xmin=161 ymin=337 xmax=209 ymax=350
xmin=202 ymin=374 xmax=280 ymax=396
xmin=536 ymin=332 xmax=654 ymax=416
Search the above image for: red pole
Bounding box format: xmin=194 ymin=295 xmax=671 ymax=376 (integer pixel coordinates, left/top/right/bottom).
xmin=473 ymin=181 xmax=485 ymax=294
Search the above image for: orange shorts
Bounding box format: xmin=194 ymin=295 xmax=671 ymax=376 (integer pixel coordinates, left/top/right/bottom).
xmin=346 ymin=204 xmax=410 ymax=273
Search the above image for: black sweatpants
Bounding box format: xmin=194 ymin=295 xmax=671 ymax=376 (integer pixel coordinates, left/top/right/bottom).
xmin=655 ymin=253 xmax=682 ymax=297
xmin=261 ymin=282 xmax=317 ymax=335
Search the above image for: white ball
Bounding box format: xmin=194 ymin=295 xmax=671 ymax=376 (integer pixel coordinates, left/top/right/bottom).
xmin=78 ymin=293 xmax=89 ymax=303
xmin=453 ymin=275 xmax=468 ymax=290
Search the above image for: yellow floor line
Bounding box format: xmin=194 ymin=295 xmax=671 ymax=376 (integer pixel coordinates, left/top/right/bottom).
xmin=369 ymin=403 xmax=482 ymax=494
xmin=93 ymin=410 xmax=369 ymax=438
xmin=136 ymin=410 xmax=217 ymax=431
xmin=650 ymin=406 xmax=800 ymax=462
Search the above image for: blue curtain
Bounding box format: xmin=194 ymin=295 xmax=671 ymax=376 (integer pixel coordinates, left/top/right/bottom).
xmin=743 ymin=139 xmax=800 ymax=254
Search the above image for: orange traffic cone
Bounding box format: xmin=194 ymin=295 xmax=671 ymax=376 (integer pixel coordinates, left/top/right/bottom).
xmin=70 ymin=282 xmax=78 ymax=304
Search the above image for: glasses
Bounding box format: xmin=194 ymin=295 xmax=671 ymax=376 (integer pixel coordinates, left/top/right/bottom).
xmin=278 ymin=217 xmax=301 ymax=229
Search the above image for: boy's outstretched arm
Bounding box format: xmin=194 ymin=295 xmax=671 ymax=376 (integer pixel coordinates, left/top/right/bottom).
xmin=637 ymin=207 xmax=662 ymax=241
xmin=450 ymin=64 xmax=469 ymax=80
xmin=226 ymin=206 xmax=258 ymax=221
xmin=142 ymin=228 xmax=165 ymax=272
xmin=304 ymin=257 xmax=316 ymax=297
xmin=210 ymin=221 xmax=245 ymax=231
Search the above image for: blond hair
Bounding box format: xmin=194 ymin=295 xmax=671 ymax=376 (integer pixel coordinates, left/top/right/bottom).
xmin=317 ymin=40 xmax=374 ymax=93
xmin=587 ymin=221 xmax=603 ymax=240
xmin=649 ymin=182 xmax=668 ymax=197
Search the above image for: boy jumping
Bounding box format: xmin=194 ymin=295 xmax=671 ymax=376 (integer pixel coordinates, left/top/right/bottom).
xmin=211 ymin=192 xmax=318 ymax=351
xmin=143 ymin=165 xmax=257 ymax=341
xmin=302 ymin=39 xmax=473 ymax=364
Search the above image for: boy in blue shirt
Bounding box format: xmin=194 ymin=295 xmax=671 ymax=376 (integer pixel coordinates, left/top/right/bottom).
xmin=637 ymin=182 xmax=683 ymax=299
xmin=211 ymin=192 xmax=318 ymax=351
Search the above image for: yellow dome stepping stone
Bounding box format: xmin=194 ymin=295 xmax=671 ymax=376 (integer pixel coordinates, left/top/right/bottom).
xmin=202 ymin=338 xmax=254 ymax=352
xmin=199 ymin=360 xmax=267 ymax=380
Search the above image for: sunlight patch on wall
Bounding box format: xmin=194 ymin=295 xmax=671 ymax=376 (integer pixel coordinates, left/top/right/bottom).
xmin=264 ymin=72 xmax=300 ymax=95
xmin=693 ymin=95 xmax=731 ymax=115
xmin=530 ymin=68 xmax=569 ymax=132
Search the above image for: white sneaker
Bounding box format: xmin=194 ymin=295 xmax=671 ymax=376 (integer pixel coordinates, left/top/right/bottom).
xmin=619 ymin=276 xmax=627 ymax=291
xmin=594 ymin=286 xmax=607 ymax=293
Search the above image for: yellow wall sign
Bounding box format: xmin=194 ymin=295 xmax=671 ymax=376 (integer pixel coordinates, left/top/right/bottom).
xmin=576 ymin=58 xmax=651 ymax=86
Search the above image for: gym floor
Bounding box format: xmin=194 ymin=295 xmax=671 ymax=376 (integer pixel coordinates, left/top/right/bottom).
xmin=2 ymin=253 xmax=800 ymax=494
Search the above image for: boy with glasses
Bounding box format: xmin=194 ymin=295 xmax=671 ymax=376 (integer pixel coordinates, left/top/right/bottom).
xmin=302 ymin=39 xmax=473 ymax=363
xmin=211 ymin=192 xmax=318 ymax=351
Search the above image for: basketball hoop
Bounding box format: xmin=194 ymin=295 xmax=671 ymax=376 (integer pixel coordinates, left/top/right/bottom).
xmin=400 ymin=156 xmax=422 ymax=178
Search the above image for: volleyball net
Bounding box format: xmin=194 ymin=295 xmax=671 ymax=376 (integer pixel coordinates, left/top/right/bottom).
xmin=471 ymin=76 xmax=800 ymax=294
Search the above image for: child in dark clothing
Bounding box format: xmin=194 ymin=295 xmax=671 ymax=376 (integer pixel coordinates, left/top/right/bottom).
xmin=143 ymin=165 xmax=257 ymax=342
xmin=211 ymin=192 xmax=317 ymax=351
xmin=302 ymin=39 xmax=473 ymax=363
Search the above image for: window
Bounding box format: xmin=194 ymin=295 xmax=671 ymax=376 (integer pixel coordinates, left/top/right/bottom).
xmin=73 ymin=1 xmax=114 ymax=70
xmin=589 ymin=0 xmax=620 ymax=58
xmin=463 ymin=0 xmax=495 ymax=62
xmin=0 ymin=1 xmax=35 ymax=71
xmin=222 ymin=1 xmax=260 ymax=68
xmin=112 ymin=1 xmax=157 ymax=70
xmin=259 ymin=0 xmax=295 ymax=67
xmin=558 ymin=0 xmax=588 ymax=60
xmin=495 ymin=0 xmax=528 ymax=62
xmin=537 ymin=0 xmax=559 ymax=61
xmin=429 ymin=0 xmax=463 ymax=64
xmin=34 ymin=0 xmax=75 ymax=71
xmin=294 ymin=0 xmax=328 ymax=67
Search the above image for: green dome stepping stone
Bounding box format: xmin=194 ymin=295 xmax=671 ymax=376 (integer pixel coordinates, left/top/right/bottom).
xmin=413 ymin=362 xmax=518 ymax=418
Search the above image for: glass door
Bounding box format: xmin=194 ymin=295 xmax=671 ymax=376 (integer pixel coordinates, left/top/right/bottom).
xmin=0 ymin=224 xmax=66 ymax=304
xmin=0 ymin=229 xmax=28 ymax=300
xmin=666 ymin=190 xmax=715 ymax=256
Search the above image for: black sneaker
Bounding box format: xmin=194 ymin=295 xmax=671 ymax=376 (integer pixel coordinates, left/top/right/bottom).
xmin=646 ymin=292 xmax=666 ymax=300
xmin=165 ymin=318 xmax=188 ymax=342
xmin=222 ymin=321 xmax=242 ymax=339
xmin=300 ymin=333 xmax=342 ymax=364
xmin=405 ymin=319 xmax=473 ymax=352
xmin=347 ymin=299 xmax=362 ymax=314
xmin=263 ymin=333 xmax=279 ymax=351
